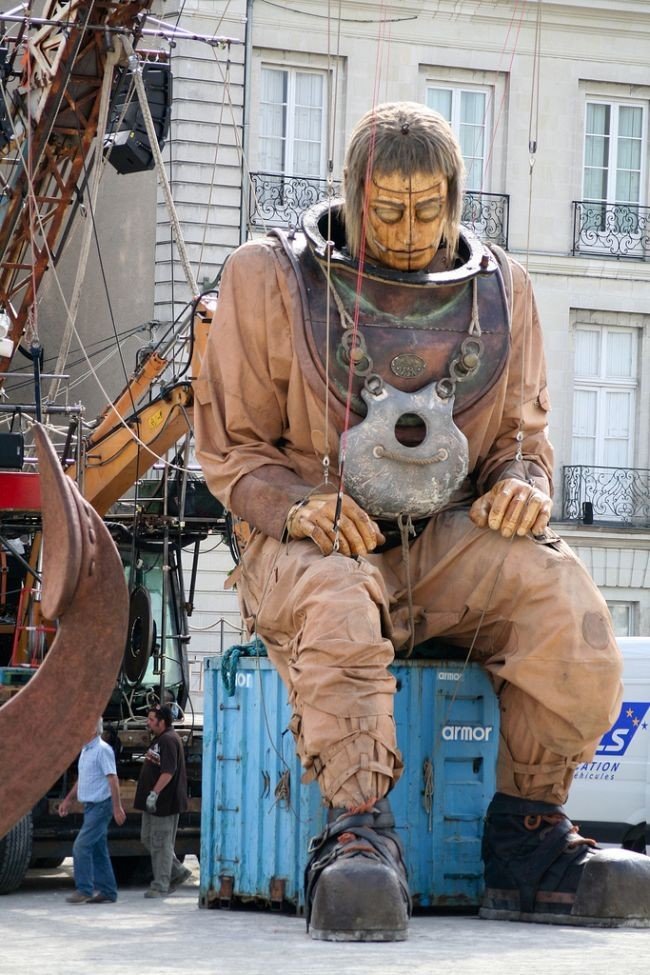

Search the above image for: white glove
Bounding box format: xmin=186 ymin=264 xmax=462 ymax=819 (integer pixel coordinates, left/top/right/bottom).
xmin=146 ymin=790 xmax=158 ymax=813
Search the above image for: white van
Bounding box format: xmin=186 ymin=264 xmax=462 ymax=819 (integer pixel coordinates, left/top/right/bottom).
xmin=565 ymin=637 xmax=650 ymax=852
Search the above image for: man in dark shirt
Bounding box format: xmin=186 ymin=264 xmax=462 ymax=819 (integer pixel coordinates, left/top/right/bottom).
xmin=134 ymin=704 xmax=191 ymax=898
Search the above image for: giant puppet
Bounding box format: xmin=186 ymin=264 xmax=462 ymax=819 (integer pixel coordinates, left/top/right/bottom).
xmin=195 ymin=102 xmax=650 ymax=939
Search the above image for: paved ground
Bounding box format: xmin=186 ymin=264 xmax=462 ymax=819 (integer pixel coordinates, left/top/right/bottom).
xmin=3 ymin=856 xmax=650 ymax=975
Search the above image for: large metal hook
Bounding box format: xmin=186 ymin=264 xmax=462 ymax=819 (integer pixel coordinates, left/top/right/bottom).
xmin=0 ymin=425 xmax=129 ymax=840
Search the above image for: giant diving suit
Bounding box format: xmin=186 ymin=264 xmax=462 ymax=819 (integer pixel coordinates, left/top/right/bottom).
xmin=195 ymin=197 xmax=650 ymax=935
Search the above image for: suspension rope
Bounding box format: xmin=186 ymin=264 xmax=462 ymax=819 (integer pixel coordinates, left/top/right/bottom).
xmin=481 ymin=0 xmax=527 ymax=186
xmin=47 ymin=41 xmax=122 ymax=403
xmin=321 ymin=0 xmax=344 ymax=488
xmin=329 ymin=1 xmax=397 ymax=549
xmin=525 ymin=0 xmax=543 ymax=272
xmin=321 ymin=1 xmax=544 ymax=679
xmin=1 ymin=322 xmax=147 ymax=397
xmin=122 ymin=35 xmax=199 ymax=298
xmin=24 ymin=8 xmax=38 ymax=352
xmin=0 ymin=38 xmax=164 ymax=464
xmin=256 ymin=0 xmax=417 ymax=26
xmin=442 ymin=1 xmax=546 ymax=708
xmin=0 ymin=22 xmax=230 ymax=478
xmin=515 ymin=0 xmax=543 ymax=468
xmin=195 ymin=54 xmax=231 ymax=285
xmin=332 ymin=104 xmax=379 ymax=543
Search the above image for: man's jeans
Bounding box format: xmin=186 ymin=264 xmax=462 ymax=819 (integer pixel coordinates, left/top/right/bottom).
xmin=72 ymin=798 xmax=117 ymax=899
xmin=141 ymin=812 xmax=185 ymax=893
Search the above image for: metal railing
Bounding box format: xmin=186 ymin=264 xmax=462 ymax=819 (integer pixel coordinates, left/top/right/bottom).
xmin=572 ymin=200 xmax=650 ymax=260
xmin=248 ymin=172 xmax=510 ymax=246
xmin=562 ymin=464 xmax=650 ymax=527
xmin=248 ymin=172 xmax=337 ymax=230
xmin=461 ymin=191 xmax=509 ymax=247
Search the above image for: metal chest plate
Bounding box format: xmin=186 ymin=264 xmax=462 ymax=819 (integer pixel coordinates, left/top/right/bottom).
xmin=342 ymin=378 xmax=469 ymax=520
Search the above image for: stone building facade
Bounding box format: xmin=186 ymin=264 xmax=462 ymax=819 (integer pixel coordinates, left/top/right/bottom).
xmin=157 ymin=0 xmax=650 ymax=639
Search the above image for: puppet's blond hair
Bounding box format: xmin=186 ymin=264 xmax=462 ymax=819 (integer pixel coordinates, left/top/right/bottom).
xmin=343 ymin=101 xmax=466 ymax=266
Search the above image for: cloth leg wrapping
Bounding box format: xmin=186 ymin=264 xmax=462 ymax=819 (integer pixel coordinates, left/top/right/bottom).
xmin=240 ymin=536 xmax=402 ymax=807
xmin=291 ymin=711 xmax=404 ymax=809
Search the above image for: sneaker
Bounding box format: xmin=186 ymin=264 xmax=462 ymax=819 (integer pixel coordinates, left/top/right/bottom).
xmin=88 ymin=893 xmax=116 ymax=904
xmin=143 ymin=888 xmax=165 ymax=899
xmin=169 ymin=866 xmax=193 ymax=892
xmin=66 ymin=891 xmax=92 ymax=904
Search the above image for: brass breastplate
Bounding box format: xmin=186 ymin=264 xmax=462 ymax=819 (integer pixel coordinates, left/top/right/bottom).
xmin=273 ymin=200 xmax=511 ymax=418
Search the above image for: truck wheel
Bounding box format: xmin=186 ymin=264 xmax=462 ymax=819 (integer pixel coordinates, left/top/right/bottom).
xmin=0 ymin=813 xmax=33 ymax=894
xmin=30 ymin=856 xmax=65 ymax=870
xmin=111 ymin=854 xmax=152 ymax=886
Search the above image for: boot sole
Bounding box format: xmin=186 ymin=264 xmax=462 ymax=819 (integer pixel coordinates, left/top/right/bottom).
xmin=480 ymin=906 xmax=650 ymax=927
xmin=309 ymin=857 xmax=409 ymax=942
xmin=310 ymin=927 xmax=408 ymax=942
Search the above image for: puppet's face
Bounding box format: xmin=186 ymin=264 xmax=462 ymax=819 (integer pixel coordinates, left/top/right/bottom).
xmin=363 ymin=170 xmax=448 ymax=271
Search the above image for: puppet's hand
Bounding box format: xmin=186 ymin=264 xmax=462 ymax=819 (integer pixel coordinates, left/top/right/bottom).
xmin=469 ymin=477 xmax=552 ymax=538
xmin=286 ymin=492 xmax=385 ymax=556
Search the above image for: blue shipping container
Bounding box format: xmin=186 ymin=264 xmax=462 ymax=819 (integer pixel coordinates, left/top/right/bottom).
xmin=200 ymin=655 xmax=498 ymax=912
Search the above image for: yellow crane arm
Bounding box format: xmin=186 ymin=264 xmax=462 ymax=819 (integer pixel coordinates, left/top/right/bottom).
xmin=79 ymin=383 xmax=193 ymax=516
xmin=66 ymin=296 xmax=215 ymax=516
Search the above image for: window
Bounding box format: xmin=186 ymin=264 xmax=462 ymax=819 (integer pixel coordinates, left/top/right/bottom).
xmin=426 ymin=86 xmax=489 ymax=190
xmin=582 ymin=100 xmax=647 ymax=238
xmin=606 ymin=601 xmax=637 ymax=637
xmin=584 ymin=101 xmax=645 ymax=205
xmin=572 ymin=325 xmax=637 ymax=467
xmin=259 ymin=67 xmax=326 ymax=178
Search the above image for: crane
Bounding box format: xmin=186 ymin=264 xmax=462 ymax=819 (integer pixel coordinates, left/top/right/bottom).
xmin=0 ymin=0 xmax=155 ymax=381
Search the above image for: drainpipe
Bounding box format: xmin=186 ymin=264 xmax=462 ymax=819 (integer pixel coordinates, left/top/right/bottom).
xmin=239 ymin=0 xmax=253 ymax=245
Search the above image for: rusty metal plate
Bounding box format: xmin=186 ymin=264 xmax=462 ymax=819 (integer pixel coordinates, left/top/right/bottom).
xmin=38 ymin=436 xmax=83 ymax=620
xmin=0 ymin=425 xmax=129 ymax=840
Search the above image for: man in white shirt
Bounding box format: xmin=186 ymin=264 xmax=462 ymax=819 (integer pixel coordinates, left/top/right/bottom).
xmin=59 ymin=718 xmax=126 ymax=904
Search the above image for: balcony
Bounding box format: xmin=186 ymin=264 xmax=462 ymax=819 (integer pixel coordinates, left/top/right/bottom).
xmin=248 ymin=171 xmax=510 ymax=247
xmin=562 ymin=465 xmax=650 ymax=528
xmin=572 ymin=201 xmax=650 ymax=260
xmin=248 ymin=172 xmax=336 ymax=231
xmin=461 ymin=191 xmax=509 ymax=248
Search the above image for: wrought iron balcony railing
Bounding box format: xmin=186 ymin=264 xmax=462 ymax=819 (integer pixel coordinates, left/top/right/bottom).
xmin=562 ymin=465 xmax=650 ymax=527
xmin=461 ymin=191 xmax=509 ymax=248
xmin=572 ymin=200 xmax=650 ymax=260
xmin=248 ymin=172 xmax=337 ymax=231
xmin=248 ymin=172 xmax=509 ymax=247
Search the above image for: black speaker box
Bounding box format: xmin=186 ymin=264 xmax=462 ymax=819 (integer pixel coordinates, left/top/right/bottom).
xmin=0 ymin=432 xmax=24 ymax=470
xmin=104 ymin=61 xmax=172 ymax=175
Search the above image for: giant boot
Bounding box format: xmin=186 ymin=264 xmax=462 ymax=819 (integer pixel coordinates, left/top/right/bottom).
xmin=480 ymin=793 xmax=650 ymax=927
xmin=305 ymin=797 xmax=411 ymax=941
